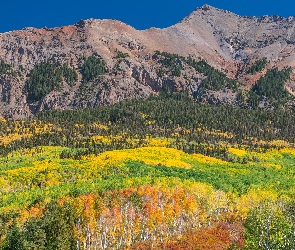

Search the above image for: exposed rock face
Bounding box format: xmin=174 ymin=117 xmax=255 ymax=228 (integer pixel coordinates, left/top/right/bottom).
xmin=1 ymin=5 xmax=295 ymax=118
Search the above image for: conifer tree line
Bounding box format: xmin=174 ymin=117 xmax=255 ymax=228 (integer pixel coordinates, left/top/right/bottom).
xmin=25 ymin=61 xmax=78 ymax=101
xmin=0 ymin=51 xmax=294 ymax=161
xmin=24 ymin=54 xmax=107 ymax=101
xmin=251 ymin=66 xmax=292 ymax=106
xmin=247 ymin=57 xmax=268 ymax=74
xmin=0 ymin=91 xmax=293 ymax=161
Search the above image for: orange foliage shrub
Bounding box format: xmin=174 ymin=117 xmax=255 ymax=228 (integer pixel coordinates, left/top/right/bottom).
xmin=130 ymin=222 xmax=244 ymax=250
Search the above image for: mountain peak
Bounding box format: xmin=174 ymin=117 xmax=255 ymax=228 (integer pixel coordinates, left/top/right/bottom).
xmin=198 ymin=4 xmax=238 ymax=15
xmin=179 ymin=4 xmax=237 ymax=25
xmin=201 ymin=4 xmax=213 ymax=11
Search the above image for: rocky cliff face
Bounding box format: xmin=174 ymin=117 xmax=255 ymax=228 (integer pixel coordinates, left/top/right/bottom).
xmin=1 ymin=4 xmax=295 ymax=118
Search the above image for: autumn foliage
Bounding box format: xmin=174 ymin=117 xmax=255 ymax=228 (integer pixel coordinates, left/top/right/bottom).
xmin=0 ymin=93 xmax=295 ymax=248
xmin=130 ymin=223 xmax=244 ymax=250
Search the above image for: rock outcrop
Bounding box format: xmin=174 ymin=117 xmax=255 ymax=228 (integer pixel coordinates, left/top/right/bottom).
xmin=1 ymin=5 xmax=295 ymax=118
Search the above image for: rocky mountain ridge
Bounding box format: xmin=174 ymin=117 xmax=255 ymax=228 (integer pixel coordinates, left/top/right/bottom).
xmin=1 ymin=4 xmax=295 ymax=118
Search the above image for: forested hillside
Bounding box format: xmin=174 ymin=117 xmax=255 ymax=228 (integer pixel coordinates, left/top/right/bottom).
xmin=0 ymin=92 xmax=294 ymax=249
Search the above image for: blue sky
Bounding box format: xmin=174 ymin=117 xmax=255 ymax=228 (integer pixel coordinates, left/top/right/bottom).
xmin=1 ymin=0 xmax=294 ymax=32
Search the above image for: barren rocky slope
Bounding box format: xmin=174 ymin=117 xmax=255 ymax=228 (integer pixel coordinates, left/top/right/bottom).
xmin=1 ymin=4 xmax=295 ymax=118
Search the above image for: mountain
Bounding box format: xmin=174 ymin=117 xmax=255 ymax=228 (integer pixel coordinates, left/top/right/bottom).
xmin=1 ymin=4 xmax=295 ymax=118
xmin=2 ymin=6 xmax=295 ymax=249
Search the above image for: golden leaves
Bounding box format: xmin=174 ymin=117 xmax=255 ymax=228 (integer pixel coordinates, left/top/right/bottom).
xmin=228 ymin=148 xmax=247 ymax=157
xmin=88 ymin=147 xmax=192 ymax=169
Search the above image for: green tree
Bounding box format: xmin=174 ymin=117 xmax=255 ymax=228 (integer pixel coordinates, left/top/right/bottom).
xmin=244 ymin=201 xmax=295 ymax=250
xmin=42 ymin=201 xmax=76 ymax=250
xmin=251 ymin=67 xmax=292 ymax=103
xmin=247 ymin=57 xmax=268 ymax=74
xmin=2 ymin=220 xmax=26 ymax=250
xmin=24 ymin=217 xmax=46 ymax=250
xmin=25 ymin=61 xmax=78 ymax=101
xmin=81 ymin=55 xmax=107 ymax=82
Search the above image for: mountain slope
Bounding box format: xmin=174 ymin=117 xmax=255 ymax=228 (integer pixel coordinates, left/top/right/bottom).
xmin=0 ymin=5 xmax=295 ymax=118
